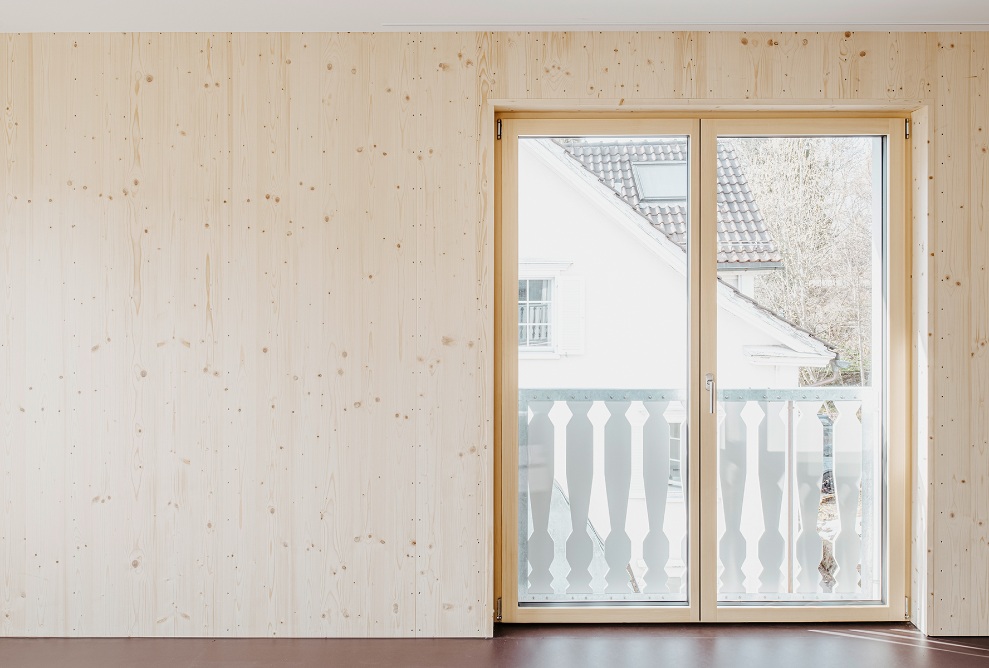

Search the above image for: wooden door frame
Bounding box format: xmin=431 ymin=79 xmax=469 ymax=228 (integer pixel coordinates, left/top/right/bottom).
xmin=697 ymin=117 xmax=910 ymax=622
xmin=496 ymin=117 xmax=702 ymax=623
xmin=494 ymin=112 xmax=912 ymax=624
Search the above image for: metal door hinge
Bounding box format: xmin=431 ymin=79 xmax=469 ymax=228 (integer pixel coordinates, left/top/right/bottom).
xmin=495 ymin=597 xmax=503 ymax=621
xmin=904 ymin=596 xmax=911 ymax=619
xmin=905 ymin=119 xmax=911 ymax=139
xmin=497 ymin=118 xmax=502 ymax=140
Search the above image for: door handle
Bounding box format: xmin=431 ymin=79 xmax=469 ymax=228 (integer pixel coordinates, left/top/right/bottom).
xmin=705 ymin=373 xmax=716 ymax=414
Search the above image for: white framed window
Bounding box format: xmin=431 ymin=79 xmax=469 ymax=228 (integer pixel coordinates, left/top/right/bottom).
xmin=518 ymin=278 xmax=554 ymax=349
xmin=518 ymin=260 xmax=584 ymax=356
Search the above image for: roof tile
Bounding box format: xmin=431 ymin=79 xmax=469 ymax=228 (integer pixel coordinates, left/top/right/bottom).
xmin=556 ymin=138 xmax=781 ymax=265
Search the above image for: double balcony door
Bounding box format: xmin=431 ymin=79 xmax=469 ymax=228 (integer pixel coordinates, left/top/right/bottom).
xmin=496 ymin=117 xmax=908 ymax=623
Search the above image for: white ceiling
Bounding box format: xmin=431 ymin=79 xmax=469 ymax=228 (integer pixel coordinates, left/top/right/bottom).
xmin=3 ymin=0 xmax=989 ymax=32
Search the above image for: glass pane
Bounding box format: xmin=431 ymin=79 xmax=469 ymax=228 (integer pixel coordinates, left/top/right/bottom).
xmin=714 ymin=136 xmax=884 ymax=603
xmin=633 ymin=162 xmax=688 ymax=201
xmin=527 ymin=304 xmax=549 ymax=325
xmin=528 ymin=324 xmax=550 ymax=347
xmin=517 ymin=136 xmax=691 ymax=605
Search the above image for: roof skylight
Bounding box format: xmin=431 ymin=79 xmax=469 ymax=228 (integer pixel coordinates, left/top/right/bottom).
xmin=631 ymin=162 xmax=688 ymax=202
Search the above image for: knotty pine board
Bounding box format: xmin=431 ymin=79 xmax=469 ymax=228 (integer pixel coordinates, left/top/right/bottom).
xmin=414 ymin=32 xmax=493 ymax=637
xmin=928 ymin=32 xmax=976 ymax=636
xmin=967 ymin=32 xmax=989 ymax=635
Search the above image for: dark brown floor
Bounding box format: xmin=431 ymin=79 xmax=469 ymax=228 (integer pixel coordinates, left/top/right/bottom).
xmin=2 ymin=623 xmax=989 ymax=667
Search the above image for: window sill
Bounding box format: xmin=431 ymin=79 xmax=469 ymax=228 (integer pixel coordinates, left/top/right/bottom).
xmin=518 ymin=349 xmax=562 ymax=360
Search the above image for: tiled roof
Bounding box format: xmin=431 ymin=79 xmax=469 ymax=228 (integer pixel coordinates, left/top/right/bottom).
xmin=555 ymin=139 xmax=781 ymax=265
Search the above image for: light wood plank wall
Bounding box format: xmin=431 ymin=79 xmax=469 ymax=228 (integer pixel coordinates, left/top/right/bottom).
xmin=0 ymin=31 xmax=986 ymax=637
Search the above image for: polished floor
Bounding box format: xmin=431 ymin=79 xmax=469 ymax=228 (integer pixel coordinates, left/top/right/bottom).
xmin=2 ymin=623 xmax=989 ymax=667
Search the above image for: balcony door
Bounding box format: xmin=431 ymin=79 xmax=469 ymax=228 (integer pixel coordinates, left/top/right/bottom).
xmin=495 ymin=116 xmax=908 ymax=623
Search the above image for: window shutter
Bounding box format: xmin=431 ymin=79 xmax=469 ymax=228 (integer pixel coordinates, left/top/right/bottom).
xmin=555 ymin=276 xmax=585 ymax=355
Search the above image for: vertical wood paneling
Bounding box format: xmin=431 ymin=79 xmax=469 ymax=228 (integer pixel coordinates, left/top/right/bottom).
xmin=929 ymin=32 xmax=973 ymax=636
xmin=0 ymin=32 xmax=31 ymax=637
xmin=26 ymin=32 xmax=69 ymax=636
xmin=61 ymin=34 xmax=89 ymax=633
xmin=0 ymin=29 xmax=987 ymax=637
xmin=157 ymin=31 xmax=225 ymax=637
xmin=253 ymin=31 xmax=294 ymax=637
xmin=284 ymin=30 xmax=327 ymax=638
xmin=350 ymin=32 xmax=419 ymax=638
xmin=200 ymin=31 xmax=234 ymax=634
xmin=191 ymin=32 xmax=232 ymax=636
xmin=415 ymin=31 xmax=493 ymax=637
xmin=310 ymin=30 xmax=348 ymax=635
xmin=226 ymin=31 xmax=262 ymax=635
xmin=968 ymin=33 xmax=989 ymax=636
xmin=85 ymin=32 xmax=133 ymax=637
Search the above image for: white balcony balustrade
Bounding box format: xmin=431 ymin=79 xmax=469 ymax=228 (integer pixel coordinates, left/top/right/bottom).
xmin=517 ymin=388 xmax=881 ymax=605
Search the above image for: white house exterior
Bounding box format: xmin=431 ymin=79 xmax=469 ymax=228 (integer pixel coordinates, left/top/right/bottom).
xmin=517 ymin=137 xmax=835 ymax=393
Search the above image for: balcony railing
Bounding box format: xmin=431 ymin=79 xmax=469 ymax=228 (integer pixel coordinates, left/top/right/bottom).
xmin=517 ymin=387 xmax=881 ymax=605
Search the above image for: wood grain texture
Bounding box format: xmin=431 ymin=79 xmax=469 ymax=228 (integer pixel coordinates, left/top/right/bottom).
xmin=0 ymin=32 xmax=31 ymax=638
xmin=928 ymin=33 xmax=974 ymax=637
xmin=0 ymin=30 xmax=988 ymax=637
xmin=968 ymin=33 xmax=989 ymax=636
xmin=0 ymin=32 xmax=429 ymax=637
xmin=414 ymin=32 xmax=493 ymax=637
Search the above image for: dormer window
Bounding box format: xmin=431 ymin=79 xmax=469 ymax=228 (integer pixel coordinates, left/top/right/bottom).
xmin=631 ymin=161 xmax=688 ymax=202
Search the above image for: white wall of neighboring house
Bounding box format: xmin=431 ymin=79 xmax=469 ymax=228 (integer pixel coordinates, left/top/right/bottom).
xmin=517 ymin=139 xmax=802 ymax=392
